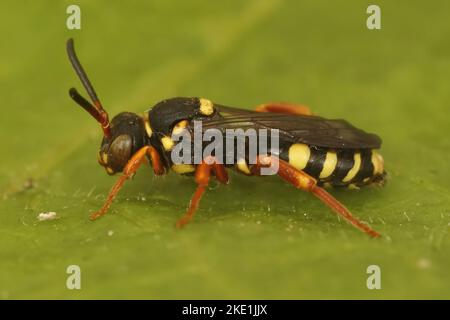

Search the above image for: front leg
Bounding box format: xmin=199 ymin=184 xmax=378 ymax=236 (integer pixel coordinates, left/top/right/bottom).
xmin=90 ymin=146 xmax=166 ymax=220
xmin=176 ymin=157 xmax=229 ymax=228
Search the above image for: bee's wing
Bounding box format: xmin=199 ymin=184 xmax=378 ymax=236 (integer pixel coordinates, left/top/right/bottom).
xmin=198 ymin=105 xmax=382 ymax=149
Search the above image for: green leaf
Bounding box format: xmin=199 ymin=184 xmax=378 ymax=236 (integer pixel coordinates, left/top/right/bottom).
xmin=0 ymin=0 xmax=449 ymax=299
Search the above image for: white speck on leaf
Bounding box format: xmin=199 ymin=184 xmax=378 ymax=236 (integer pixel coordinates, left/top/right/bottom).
xmin=37 ymin=212 xmax=58 ymax=221
xmin=107 ymin=230 xmax=114 ymax=236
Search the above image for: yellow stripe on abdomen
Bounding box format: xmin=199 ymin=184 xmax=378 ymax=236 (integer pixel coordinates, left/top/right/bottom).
xmin=371 ymin=150 xmax=384 ymax=175
xmin=343 ymin=152 xmax=361 ymax=182
xmin=319 ymin=151 xmax=337 ymax=179
xmin=288 ymin=143 xmax=310 ymax=170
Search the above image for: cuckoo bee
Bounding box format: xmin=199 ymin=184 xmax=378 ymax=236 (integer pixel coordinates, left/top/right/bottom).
xmin=66 ymin=38 xmax=386 ymax=237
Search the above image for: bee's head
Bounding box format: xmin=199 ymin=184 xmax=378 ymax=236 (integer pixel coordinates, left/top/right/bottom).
xmin=66 ymin=38 xmax=146 ymax=175
xmin=97 ymin=112 xmax=146 ymax=174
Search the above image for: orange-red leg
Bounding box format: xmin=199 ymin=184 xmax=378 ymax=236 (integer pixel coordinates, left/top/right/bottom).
xmin=90 ymin=146 xmax=166 ymax=220
xmin=148 ymin=145 xmax=166 ymax=175
xmin=252 ymin=155 xmax=380 ymax=238
xmin=255 ymin=102 xmax=312 ymax=116
xmin=176 ymin=157 xmax=228 ymax=229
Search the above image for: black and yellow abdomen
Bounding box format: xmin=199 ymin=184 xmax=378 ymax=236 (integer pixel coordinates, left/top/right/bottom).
xmin=280 ymin=143 xmax=385 ymax=187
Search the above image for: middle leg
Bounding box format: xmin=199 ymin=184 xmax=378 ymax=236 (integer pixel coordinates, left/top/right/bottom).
xmin=176 ymin=157 xmax=229 ymax=228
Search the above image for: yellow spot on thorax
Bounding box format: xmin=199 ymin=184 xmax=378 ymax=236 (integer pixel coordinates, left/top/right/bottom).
xmin=172 ymin=120 xmax=189 ymax=135
xmin=161 ymin=136 xmax=174 ymax=151
xmin=319 ymin=151 xmax=337 ymax=179
xmin=288 ymin=144 xmax=310 ymax=170
xmin=343 ymin=152 xmax=361 ymax=182
xmin=143 ymin=112 xmax=153 ymax=137
xmin=199 ymin=98 xmax=214 ymax=116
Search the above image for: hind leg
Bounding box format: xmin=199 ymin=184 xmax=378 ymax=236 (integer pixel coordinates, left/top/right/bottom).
xmin=251 ymin=155 xmax=380 ymax=238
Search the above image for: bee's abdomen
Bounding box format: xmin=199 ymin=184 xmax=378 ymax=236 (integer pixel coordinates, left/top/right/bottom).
xmin=281 ymin=144 xmax=385 ymax=187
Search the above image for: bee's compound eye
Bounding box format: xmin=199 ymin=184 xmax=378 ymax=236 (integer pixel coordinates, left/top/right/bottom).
xmin=108 ymin=134 xmax=132 ymax=171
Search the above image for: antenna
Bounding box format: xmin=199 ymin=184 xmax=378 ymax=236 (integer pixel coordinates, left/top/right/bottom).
xmin=66 ymin=38 xmax=111 ymax=137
